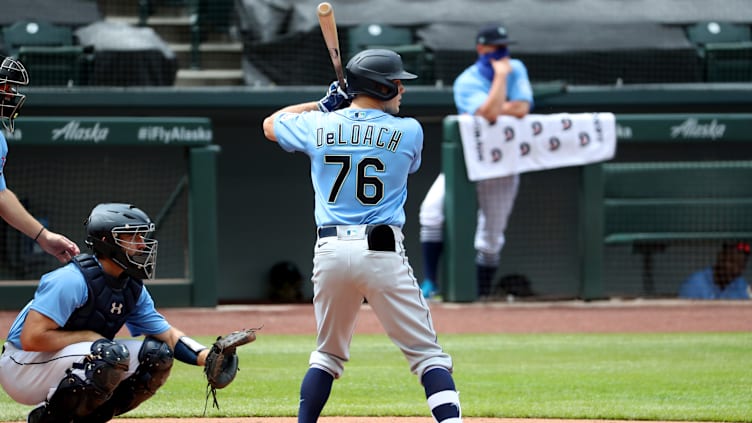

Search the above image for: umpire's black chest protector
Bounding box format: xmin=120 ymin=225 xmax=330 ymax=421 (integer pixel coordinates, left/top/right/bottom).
xmin=63 ymin=254 xmax=144 ymax=340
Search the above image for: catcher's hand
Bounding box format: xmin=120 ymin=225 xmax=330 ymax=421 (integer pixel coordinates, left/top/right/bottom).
xmin=203 ymin=327 xmax=260 ymax=411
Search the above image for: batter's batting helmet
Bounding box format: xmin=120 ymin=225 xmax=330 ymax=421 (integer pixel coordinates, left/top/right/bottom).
xmin=345 ymin=49 xmax=417 ymax=101
xmin=0 ymin=56 xmax=29 ymax=133
xmin=85 ymin=203 xmax=158 ymax=280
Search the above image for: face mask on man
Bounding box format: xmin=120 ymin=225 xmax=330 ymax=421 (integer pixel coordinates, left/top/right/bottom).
xmin=476 ymin=47 xmax=509 ymax=81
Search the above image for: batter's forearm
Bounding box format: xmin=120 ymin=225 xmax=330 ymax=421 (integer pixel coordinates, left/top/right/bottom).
xmin=278 ymin=101 xmax=320 ymax=114
xmin=263 ymin=101 xmax=321 ymax=142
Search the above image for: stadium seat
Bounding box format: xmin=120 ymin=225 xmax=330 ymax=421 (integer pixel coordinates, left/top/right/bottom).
xmin=704 ymin=41 xmax=752 ymax=82
xmin=686 ymin=22 xmax=752 ymax=82
xmin=1 ymin=20 xmax=88 ymax=86
xmin=18 ymin=45 xmax=89 ymax=86
xmin=347 ymin=23 xmax=434 ymax=82
xmin=2 ymin=20 xmax=75 ymax=56
xmin=685 ymin=21 xmax=751 ymax=45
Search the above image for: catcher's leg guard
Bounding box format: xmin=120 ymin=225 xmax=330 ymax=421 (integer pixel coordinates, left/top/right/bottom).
xmin=77 ymin=337 xmax=174 ymax=423
xmin=29 ymin=339 xmax=129 ymax=423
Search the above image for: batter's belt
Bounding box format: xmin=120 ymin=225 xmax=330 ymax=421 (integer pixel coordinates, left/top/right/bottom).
xmin=317 ymin=224 xmax=396 ymax=252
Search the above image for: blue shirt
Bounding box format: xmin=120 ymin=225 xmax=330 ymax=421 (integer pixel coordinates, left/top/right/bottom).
xmin=678 ymin=267 xmax=751 ymax=300
xmin=6 ymin=259 xmax=171 ymax=348
xmin=0 ymin=131 xmax=8 ymax=191
xmin=453 ymin=58 xmax=534 ymax=115
xmin=273 ymin=108 xmax=423 ymax=227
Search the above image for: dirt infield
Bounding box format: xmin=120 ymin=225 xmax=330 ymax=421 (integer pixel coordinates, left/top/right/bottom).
xmin=151 ymin=300 xmax=752 ymax=335
xmin=2 ymin=299 xmax=749 ymax=423
xmin=3 ymin=299 xmax=750 ymax=338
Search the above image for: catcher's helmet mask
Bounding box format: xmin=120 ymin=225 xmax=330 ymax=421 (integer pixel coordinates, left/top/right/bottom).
xmin=345 ymin=49 xmax=417 ymax=101
xmin=0 ymin=57 xmax=29 ymax=133
xmin=85 ymin=203 xmax=158 ymax=280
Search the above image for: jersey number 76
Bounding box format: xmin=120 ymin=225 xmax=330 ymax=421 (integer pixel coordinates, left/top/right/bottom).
xmin=325 ymin=155 xmax=384 ymax=205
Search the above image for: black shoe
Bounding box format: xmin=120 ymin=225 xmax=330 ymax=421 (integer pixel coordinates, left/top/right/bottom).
xmin=26 ymin=405 xmax=47 ymax=423
xmin=27 ymin=404 xmax=73 ymax=423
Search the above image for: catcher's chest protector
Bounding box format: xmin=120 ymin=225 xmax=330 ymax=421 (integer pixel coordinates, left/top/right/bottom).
xmin=64 ymin=254 xmax=143 ymax=339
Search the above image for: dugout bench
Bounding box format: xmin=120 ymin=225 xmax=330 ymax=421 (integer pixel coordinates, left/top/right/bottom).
xmin=444 ymin=113 xmax=752 ymax=301
xmin=582 ymin=160 xmax=752 ymax=296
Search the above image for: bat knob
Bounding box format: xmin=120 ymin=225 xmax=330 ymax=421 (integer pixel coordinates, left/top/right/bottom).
xmin=317 ymin=2 xmax=332 ymax=16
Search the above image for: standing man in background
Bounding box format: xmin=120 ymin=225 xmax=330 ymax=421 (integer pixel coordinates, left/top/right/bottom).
xmin=263 ymin=49 xmax=463 ymax=423
xmin=0 ymin=56 xmax=80 ymax=262
xmin=419 ymin=22 xmax=534 ymax=300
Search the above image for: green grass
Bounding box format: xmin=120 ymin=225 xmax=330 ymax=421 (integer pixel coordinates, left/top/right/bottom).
xmin=1 ymin=333 xmax=751 ymax=422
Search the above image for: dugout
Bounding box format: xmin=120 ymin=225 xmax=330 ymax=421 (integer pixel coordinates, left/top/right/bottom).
xmin=0 ymin=117 xmax=218 ymax=309
xmin=0 ymin=83 xmax=750 ymax=308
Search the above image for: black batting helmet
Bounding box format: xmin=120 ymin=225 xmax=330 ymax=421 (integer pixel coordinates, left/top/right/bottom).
xmin=84 ymin=203 xmax=158 ymax=280
xmin=0 ymin=56 xmax=29 ymax=133
xmin=345 ymin=49 xmax=417 ymax=101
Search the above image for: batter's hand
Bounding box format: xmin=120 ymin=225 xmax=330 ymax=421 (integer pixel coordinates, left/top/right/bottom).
xmin=37 ymin=229 xmax=80 ymax=263
xmin=317 ymin=80 xmax=352 ymax=112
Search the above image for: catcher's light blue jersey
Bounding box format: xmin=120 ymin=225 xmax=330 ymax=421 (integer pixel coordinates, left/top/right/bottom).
xmin=453 ymin=58 xmax=534 ymax=115
xmin=274 ymin=108 xmax=422 ymax=227
xmin=6 ymin=261 xmax=170 ymax=349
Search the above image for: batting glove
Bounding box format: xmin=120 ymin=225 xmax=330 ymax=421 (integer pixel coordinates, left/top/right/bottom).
xmin=317 ymin=80 xmax=351 ymax=112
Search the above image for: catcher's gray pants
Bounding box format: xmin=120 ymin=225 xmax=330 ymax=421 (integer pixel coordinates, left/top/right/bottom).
xmin=0 ymin=340 xmax=144 ymax=406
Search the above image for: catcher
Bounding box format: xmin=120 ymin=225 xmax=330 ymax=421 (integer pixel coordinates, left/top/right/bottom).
xmin=0 ymin=203 xmax=257 ymax=423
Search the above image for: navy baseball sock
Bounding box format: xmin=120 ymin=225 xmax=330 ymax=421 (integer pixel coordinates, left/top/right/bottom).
xmin=421 ymin=367 xmax=462 ymax=422
xmin=476 ymin=264 xmax=497 ymax=297
xmin=298 ymin=367 xmax=334 ymax=423
xmin=421 ymin=241 xmax=444 ymax=283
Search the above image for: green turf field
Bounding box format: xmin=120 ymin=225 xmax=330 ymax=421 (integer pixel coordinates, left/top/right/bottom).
xmin=1 ymin=333 xmax=750 ymax=422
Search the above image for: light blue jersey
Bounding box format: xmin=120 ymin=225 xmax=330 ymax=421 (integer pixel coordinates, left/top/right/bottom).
xmin=678 ymin=267 xmax=751 ymax=300
xmin=6 ymin=260 xmax=170 ymax=348
xmin=453 ymin=58 xmax=534 ymax=115
xmin=273 ymin=108 xmax=422 ymax=227
xmin=0 ymin=131 xmax=8 ymax=191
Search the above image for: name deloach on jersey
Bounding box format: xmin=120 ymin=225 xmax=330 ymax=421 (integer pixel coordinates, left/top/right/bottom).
xmin=316 ymin=123 xmax=404 ymax=153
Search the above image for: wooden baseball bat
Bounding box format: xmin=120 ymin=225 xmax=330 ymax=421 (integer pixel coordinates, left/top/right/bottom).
xmin=317 ymin=2 xmax=346 ymax=89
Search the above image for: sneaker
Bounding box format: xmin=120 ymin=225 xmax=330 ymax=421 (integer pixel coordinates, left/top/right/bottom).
xmin=420 ymin=279 xmax=436 ymax=299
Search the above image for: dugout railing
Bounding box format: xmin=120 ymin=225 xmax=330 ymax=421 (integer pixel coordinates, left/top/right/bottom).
xmin=443 ymin=113 xmax=752 ymax=302
xmin=0 ymin=116 xmax=219 ymax=309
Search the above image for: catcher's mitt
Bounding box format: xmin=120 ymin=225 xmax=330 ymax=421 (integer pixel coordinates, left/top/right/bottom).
xmin=204 ymin=327 xmax=260 ymax=411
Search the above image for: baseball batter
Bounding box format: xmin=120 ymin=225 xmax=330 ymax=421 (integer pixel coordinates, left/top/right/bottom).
xmin=419 ymin=22 xmax=534 ymax=299
xmin=262 ymin=49 xmax=463 ymax=423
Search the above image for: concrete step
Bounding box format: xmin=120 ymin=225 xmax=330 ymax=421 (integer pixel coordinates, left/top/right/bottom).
xmin=171 ymin=42 xmax=243 ymax=70
xmin=175 ymin=69 xmax=244 ymax=86
xmin=106 ymin=16 xmax=194 ymax=44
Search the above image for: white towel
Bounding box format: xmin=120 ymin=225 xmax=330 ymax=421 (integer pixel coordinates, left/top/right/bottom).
xmin=458 ymin=112 xmax=617 ymax=181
